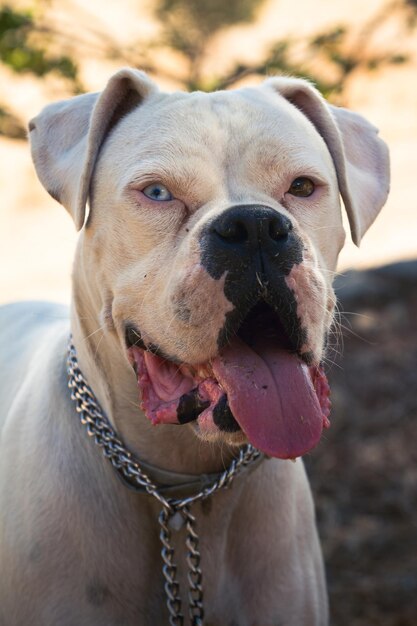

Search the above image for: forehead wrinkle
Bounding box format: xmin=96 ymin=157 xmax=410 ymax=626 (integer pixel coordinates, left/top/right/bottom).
xmin=223 ymin=106 xmax=335 ymax=191
xmin=201 ymin=90 xmax=328 ymax=187
xmin=121 ymin=89 xmax=261 ymax=167
xmin=150 ymin=93 xmax=236 ymax=198
xmin=119 ymin=88 xmax=335 ymax=205
xmin=149 ymin=93 xmax=231 ymax=149
xmin=128 ymin=154 xmax=220 ymax=201
xmin=126 ymin=94 xmax=232 ymax=168
xmin=245 ymin=143 xmax=331 ymax=180
xmin=199 ymin=95 xmax=251 ymax=196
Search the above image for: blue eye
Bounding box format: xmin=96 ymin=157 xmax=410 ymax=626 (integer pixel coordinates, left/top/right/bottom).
xmin=142 ymin=183 xmax=173 ymax=201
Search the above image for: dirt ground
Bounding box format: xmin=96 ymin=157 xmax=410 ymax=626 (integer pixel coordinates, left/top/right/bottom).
xmin=304 ymin=260 xmax=417 ymax=626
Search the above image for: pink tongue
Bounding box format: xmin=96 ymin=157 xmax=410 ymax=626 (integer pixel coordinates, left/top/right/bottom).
xmin=211 ymin=336 xmax=323 ymax=459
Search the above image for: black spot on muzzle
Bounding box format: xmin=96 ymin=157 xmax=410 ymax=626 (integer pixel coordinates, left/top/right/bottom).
xmin=199 ymin=204 xmax=305 ymax=351
xmin=177 ymin=388 xmax=210 ymax=424
xmin=177 ymin=390 xmax=240 ymax=432
xmin=212 ymin=395 xmax=240 ymax=432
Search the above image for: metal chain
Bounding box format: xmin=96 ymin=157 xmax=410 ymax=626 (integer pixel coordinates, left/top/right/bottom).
xmin=183 ymin=506 xmax=204 ymax=625
xmin=159 ymin=508 xmax=184 ymax=625
xmin=66 ymin=339 xmax=262 ymax=625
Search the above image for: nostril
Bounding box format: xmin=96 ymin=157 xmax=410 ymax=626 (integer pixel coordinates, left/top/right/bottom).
xmin=215 ymin=219 xmax=248 ymax=243
xmin=269 ymin=216 xmax=291 ymax=241
xmin=209 ymin=205 xmax=294 ymax=251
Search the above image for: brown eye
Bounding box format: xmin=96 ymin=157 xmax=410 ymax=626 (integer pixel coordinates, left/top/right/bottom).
xmin=288 ymin=177 xmax=315 ymax=197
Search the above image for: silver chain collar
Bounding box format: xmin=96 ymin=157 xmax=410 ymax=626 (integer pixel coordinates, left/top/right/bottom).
xmin=67 ymin=339 xmax=263 ymax=626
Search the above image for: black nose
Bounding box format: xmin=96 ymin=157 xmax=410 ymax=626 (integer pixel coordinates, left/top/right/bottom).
xmin=211 ymin=205 xmax=292 ymax=252
xmin=201 ymin=204 xmax=301 ymax=281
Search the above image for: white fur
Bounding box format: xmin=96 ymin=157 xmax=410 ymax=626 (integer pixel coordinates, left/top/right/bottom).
xmin=0 ymin=69 xmax=390 ymax=625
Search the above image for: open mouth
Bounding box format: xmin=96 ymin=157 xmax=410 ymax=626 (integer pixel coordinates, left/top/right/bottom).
xmin=126 ymin=302 xmax=331 ymax=459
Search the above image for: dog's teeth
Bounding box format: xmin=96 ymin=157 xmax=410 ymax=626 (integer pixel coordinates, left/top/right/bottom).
xmin=197 ymin=366 xmax=210 ymax=379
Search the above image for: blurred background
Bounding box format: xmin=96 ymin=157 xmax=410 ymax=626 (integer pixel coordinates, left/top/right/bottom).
xmin=0 ymin=1 xmax=416 ymax=624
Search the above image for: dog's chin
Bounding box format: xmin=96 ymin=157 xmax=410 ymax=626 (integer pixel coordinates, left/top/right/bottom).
xmin=125 ymin=302 xmax=331 ymax=460
xmin=191 ymin=422 xmax=248 ymax=447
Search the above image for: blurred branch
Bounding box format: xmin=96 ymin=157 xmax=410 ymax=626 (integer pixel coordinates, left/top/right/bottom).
xmin=143 ymin=0 xmax=416 ymax=98
xmin=0 ymin=105 xmax=26 ymax=139
xmin=214 ymin=0 xmax=416 ymax=100
xmin=154 ymin=0 xmax=265 ymax=89
xmin=306 ymin=0 xmax=413 ymax=99
xmin=213 ymin=40 xmax=336 ymax=96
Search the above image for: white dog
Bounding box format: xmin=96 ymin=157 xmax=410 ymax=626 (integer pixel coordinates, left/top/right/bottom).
xmin=0 ymin=69 xmax=389 ymax=625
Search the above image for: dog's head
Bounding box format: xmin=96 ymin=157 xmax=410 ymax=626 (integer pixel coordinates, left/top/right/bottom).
xmin=29 ymin=68 xmax=389 ymax=459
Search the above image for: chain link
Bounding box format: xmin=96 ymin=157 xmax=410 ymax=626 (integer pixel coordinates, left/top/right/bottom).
xmin=67 ymin=339 xmax=262 ymax=625
xmin=183 ymin=506 xmax=204 ymax=625
xmin=159 ymin=508 xmax=184 ymax=625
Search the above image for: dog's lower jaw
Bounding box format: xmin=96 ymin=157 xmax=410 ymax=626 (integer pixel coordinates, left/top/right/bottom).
xmin=124 ymin=298 xmax=331 ymax=459
xmin=70 ymin=296 xmax=241 ymax=475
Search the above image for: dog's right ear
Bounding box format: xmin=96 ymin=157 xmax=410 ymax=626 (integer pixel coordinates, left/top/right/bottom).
xmin=29 ymin=68 xmax=158 ymax=230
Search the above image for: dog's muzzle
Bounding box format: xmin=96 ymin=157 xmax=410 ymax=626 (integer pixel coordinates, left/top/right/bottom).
xmin=199 ymin=205 xmax=305 ymax=352
xmin=125 ymin=204 xmax=332 ymax=460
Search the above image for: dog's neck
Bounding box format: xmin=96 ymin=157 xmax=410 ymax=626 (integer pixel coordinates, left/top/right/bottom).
xmin=70 ymin=245 xmax=236 ymax=476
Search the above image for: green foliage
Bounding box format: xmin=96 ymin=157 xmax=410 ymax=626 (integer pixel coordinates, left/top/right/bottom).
xmin=156 ymin=0 xmax=262 ymax=51
xmin=0 ymin=6 xmax=77 ymax=78
xmin=0 ymin=4 xmax=81 ymax=140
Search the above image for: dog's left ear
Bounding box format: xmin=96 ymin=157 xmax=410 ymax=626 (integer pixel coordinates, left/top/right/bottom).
xmin=29 ymin=68 xmax=158 ymax=230
xmin=264 ymin=77 xmax=390 ymax=245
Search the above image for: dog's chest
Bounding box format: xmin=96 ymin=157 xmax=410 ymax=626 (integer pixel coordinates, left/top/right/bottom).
xmin=73 ymin=488 xmax=313 ymax=626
